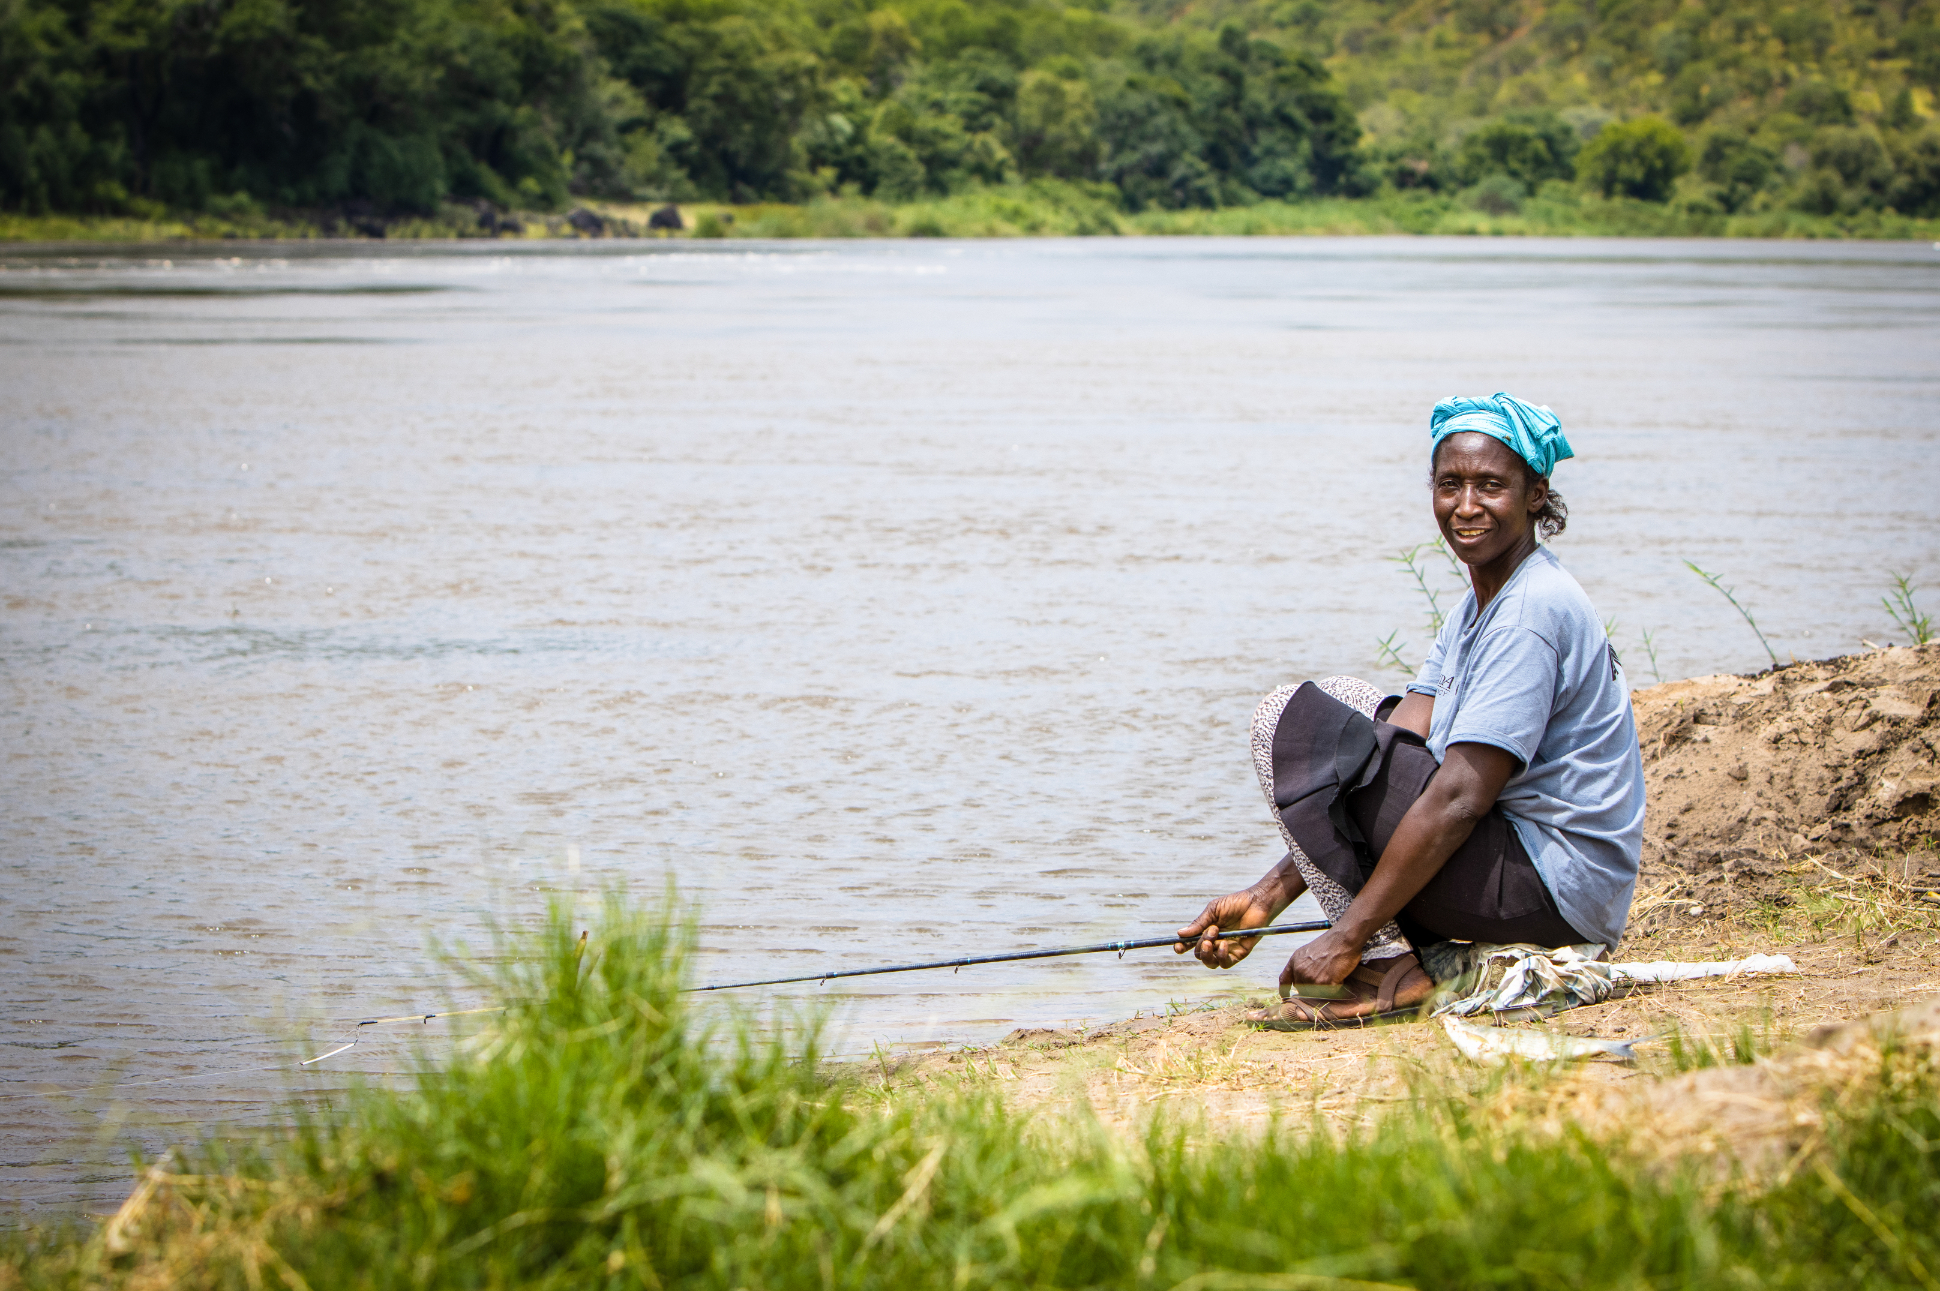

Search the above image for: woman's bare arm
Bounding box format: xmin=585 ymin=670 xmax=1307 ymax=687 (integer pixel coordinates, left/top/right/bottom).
xmin=1387 ymin=691 xmax=1434 ymax=738
xmin=1282 ymin=739 xmax=1518 ymax=988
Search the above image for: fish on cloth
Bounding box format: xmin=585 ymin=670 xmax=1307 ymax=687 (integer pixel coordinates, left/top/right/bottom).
xmin=1440 ymin=1015 xmax=1640 ymax=1066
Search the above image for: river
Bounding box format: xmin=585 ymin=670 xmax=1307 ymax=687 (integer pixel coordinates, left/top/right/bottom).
xmin=2 ymin=235 xmax=1937 ymax=1214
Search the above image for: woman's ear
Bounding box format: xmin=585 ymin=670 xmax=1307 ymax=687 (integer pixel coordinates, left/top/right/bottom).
xmin=1526 ymin=474 xmax=1549 ymax=515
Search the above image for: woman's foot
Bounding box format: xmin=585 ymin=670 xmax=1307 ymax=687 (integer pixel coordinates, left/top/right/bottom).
xmin=1244 ymin=952 xmax=1434 ymax=1030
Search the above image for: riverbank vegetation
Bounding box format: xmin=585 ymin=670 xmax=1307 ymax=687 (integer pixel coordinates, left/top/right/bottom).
xmin=4 ymin=0 xmax=1938 ymax=239
xmin=4 ymin=877 xmax=1938 ymax=1289
xmin=8 ymin=182 xmax=1936 ymax=243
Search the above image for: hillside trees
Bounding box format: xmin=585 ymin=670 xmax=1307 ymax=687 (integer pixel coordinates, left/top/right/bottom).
xmin=2 ymin=0 xmax=1937 ymax=220
xmin=1219 ymin=0 xmax=1940 ymax=220
xmin=0 ymin=0 xmax=619 ymax=213
xmin=0 ymin=0 xmax=1372 ymax=214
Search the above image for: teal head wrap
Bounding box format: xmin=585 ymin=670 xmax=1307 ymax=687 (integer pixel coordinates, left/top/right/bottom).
xmin=1429 ymin=393 xmax=1574 ymax=478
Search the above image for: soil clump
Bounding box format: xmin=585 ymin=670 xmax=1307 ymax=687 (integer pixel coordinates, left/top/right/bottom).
xmin=1625 ymin=641 xmax=1940 ymax=931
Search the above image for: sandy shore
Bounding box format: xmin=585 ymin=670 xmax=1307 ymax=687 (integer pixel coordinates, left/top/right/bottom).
xmin=873 ymin=645 xmax=1940 ymax=1167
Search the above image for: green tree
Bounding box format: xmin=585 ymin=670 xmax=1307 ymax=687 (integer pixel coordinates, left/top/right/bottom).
xmin=1695 ymin=129 xmax=1779 ymax=212
xmin=1455 ymin=112 xmax=1579 ymax=187
xmin=0 ymin=0 xmax=616 ymax=215
xmin=1095 ymin=65 xmax=1218 ymax=210
xmin=678 ymin=16 xmax=823 ymax=201
xmin=1887 ymin=129 xmax=1940 ymax=216
xmin=1577 ymin=115 xmax=1690 ymax=201
xmin=1012 ymin=67 xmax=1098 ymax=179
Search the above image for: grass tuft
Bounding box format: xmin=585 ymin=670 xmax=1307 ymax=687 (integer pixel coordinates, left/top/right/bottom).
xmin=1884 ymin=573 xmax=1935 ymax=647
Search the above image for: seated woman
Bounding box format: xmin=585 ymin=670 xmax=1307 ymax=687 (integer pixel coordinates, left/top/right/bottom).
xmin=1177 ymin=393 xmax=1645 ymax=1026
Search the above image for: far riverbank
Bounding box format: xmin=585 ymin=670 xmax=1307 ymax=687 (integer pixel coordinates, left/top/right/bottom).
xmin=8 ymin=182 xmax=1940 ymax=244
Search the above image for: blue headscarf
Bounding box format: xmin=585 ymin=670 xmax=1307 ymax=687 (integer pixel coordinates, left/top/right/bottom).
xmin=1430 ymin=393 xmax=1574 ymax=478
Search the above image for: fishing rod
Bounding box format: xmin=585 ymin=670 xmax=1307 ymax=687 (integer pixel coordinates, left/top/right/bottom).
xmin=288 ymin=923 xmax=1329 ymax=1065
xmin=689 ymin=919 xmax=1331 ymax=993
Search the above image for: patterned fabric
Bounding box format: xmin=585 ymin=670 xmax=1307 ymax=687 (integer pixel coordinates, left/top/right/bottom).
xmin=1250 ymin=676 xmax=1412 ymax=961
xmin=1426 ymin=942 xmax=1612 ymax=1020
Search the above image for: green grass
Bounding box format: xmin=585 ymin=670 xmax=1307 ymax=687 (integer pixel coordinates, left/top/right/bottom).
xmin=1738 ymin=854 xmax=1940 ymax=948
xmin=1663 ymin=1016 xmax=1773 ymax=1073
xmin=5 ymin=894 xmax=1939 ymax=1290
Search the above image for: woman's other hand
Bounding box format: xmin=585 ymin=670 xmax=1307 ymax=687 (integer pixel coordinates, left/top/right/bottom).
xmin=1281 ymin=927 xmax=1363 ymax=993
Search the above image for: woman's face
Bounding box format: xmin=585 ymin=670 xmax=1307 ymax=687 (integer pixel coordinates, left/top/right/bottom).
xmin=1431 ymin=432 xmax=1547 ymax=568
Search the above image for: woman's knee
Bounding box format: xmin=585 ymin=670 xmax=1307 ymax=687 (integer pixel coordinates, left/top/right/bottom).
xmin=1315 ymin=675 xmax=1384 ymax=719
xmin=1251 ymin=683 xmax=1302 ymax=739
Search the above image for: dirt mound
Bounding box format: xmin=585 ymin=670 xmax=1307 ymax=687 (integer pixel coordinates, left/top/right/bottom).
xmin=1629 ymin=643 xmax=1940 ymax=924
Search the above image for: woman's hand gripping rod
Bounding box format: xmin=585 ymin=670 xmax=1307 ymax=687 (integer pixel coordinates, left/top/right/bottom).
xmin=689 ymin=920 xmax=1331 ymax=993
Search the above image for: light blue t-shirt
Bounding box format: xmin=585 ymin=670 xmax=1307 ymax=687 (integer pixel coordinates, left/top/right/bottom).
xmin=1407 ymin=546 xmax=1646 ymax=949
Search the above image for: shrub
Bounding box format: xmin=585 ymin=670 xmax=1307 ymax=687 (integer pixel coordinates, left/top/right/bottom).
xmin=1577 ymin=116 xmax=1691 ymax=202
xmin=1887 ymin=129 xmax=1940 ymax=217
xmin=1465 ymin=172 xmax=1527 ymax=214
xmin=1696 ymin=129 xmax=1780 ymax=212
xmin=1809 ymin=126 xmax=1893 ymax=204
xmin=1455 ymin=112 xmax=1580 ymax=188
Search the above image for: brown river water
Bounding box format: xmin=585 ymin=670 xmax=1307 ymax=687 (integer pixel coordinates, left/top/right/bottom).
xmin=2 ymin=236 xmax=1937 ymax=1215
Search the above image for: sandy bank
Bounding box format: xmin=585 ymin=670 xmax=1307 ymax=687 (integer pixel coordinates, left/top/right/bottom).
xmin=1627 ymin=641 xmax=1940 ymax=924
xmin=879 ymin=647 xmax=1940 ymax=1167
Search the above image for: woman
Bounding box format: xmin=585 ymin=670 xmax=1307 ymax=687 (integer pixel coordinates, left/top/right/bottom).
xmin=1177 ymin=393 xmax=1645 ymax=1026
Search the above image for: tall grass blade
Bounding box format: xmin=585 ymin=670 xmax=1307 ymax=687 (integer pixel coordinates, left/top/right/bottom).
xmin=1684 ymin=561 xmax=1779 ymax=667
xmin=1374 ymin=631 xmax=1412 ymax=674
xmin=1389 ymin=541 xmax=1454 ymax=633
xmin=1639 ymin=628 xmax=1664 ymax=684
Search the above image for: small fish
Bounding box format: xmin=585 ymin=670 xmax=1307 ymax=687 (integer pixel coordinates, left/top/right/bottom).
xmin=1441 ymin=1015 xmax=1639 ymax=1065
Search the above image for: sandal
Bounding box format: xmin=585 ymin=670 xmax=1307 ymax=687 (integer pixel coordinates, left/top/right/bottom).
xmin=1245 ymin=953 xmax=1433 ymax=1030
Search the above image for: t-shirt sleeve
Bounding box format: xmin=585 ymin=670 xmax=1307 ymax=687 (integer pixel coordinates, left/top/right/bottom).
xmin=1440 ymin=625 xmax=1559 ymax=767
xmin=1408 ymin=627 xmax=1447 ymax=697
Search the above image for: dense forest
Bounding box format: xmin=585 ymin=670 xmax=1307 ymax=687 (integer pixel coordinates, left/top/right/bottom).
xmin=2 ymin=0 xmax=1936 ymax=221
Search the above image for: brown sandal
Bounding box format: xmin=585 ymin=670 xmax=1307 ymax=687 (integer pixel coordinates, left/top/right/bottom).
xmin=1245 ymin=953 xmax=1433 ymax=1030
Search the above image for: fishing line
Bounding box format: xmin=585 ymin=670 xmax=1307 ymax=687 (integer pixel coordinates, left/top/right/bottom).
xmin=0 ymin=1012 xmax=503 ymax=1100
xmin=299 ymin=1006 xmax=508 ymax=1066
xmin=0 ymin=1061 xmax=300 ymax=1102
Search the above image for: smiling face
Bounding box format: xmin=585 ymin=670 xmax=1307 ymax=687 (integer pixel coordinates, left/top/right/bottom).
xmin=1431 ymin=431 xmax=1548 ymax=570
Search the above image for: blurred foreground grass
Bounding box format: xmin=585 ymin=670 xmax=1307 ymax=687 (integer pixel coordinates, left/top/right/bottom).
xmin=4 ymin=894 xmax=1937 ymax=1290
